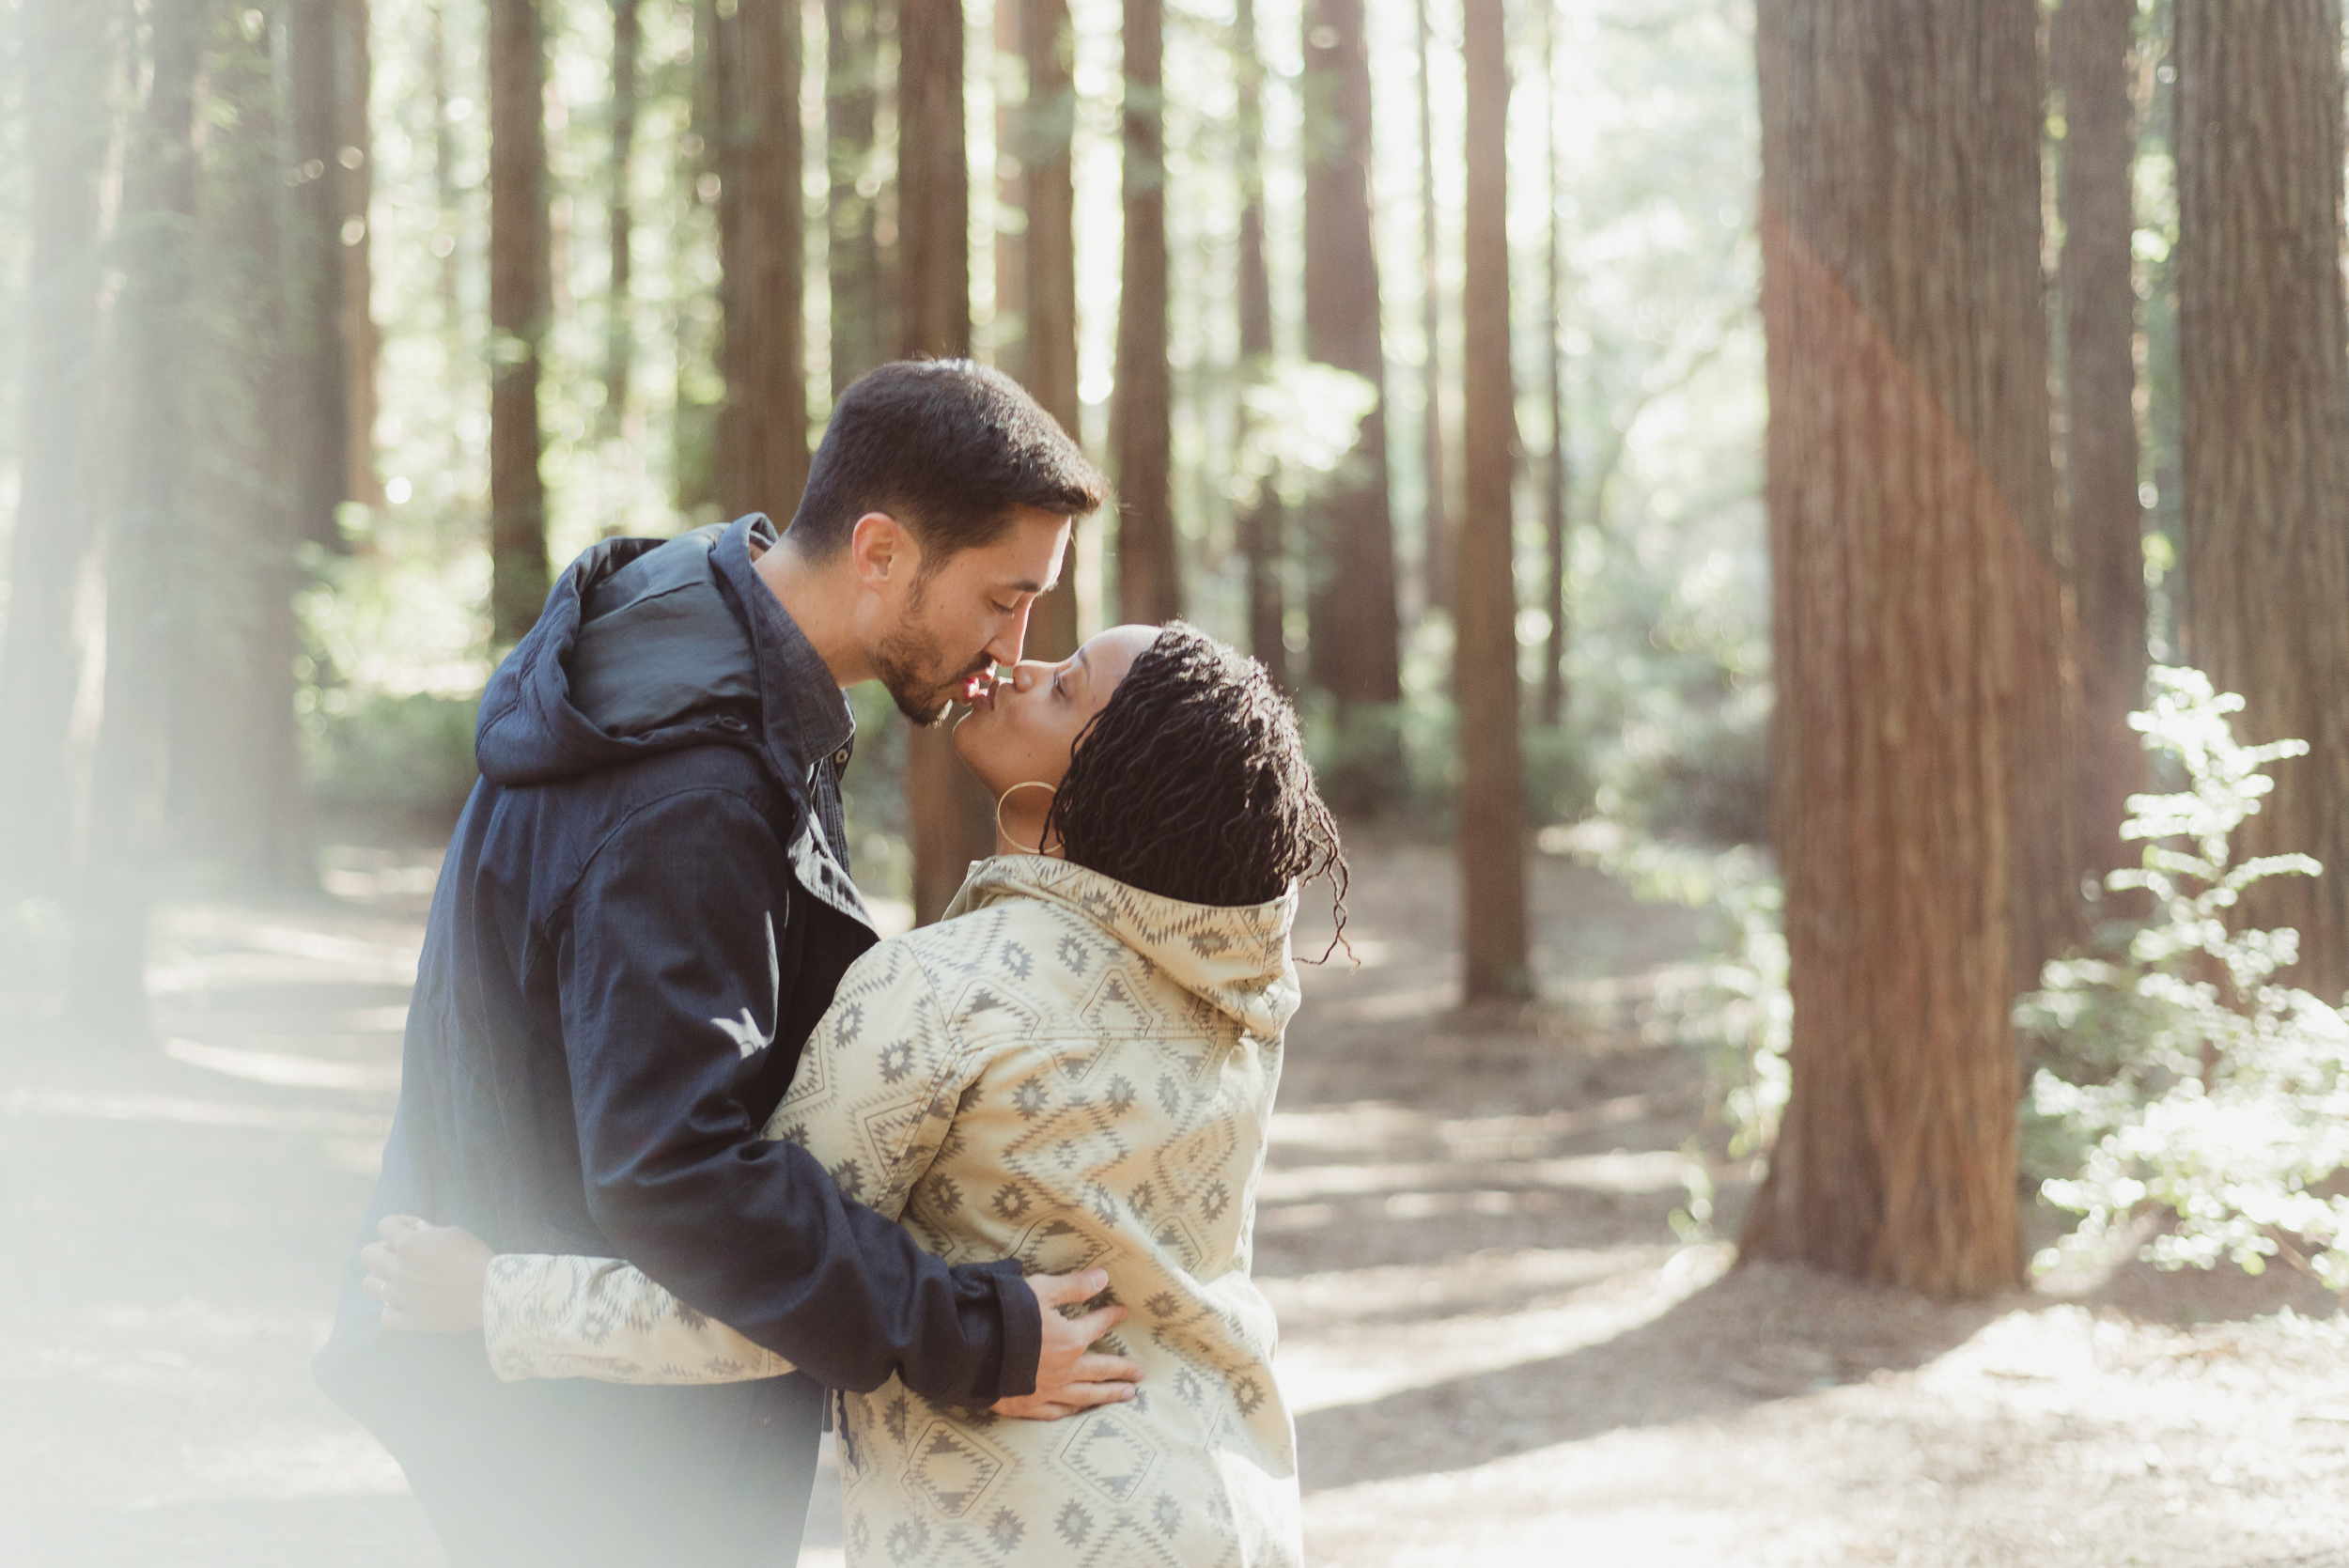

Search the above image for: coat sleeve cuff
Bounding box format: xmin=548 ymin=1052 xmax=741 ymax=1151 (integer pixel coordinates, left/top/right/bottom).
xmin=968 ymin=1259 xmax=1038 ymax=1402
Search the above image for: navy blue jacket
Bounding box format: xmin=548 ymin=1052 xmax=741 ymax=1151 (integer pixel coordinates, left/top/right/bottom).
xmin=316 ymin=518 xmax=1035 ymax=1562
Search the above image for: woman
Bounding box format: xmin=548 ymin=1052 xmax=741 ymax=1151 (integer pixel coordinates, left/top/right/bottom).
xmin=366 ymin=621 xmax=1344 ymax=1568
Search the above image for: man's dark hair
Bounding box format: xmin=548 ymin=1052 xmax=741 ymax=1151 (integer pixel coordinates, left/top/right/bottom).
xmin=1046 ymin=625 xmax=1348 ymax=943
xmin=786 ymin=360 xmax=1105 ymax=566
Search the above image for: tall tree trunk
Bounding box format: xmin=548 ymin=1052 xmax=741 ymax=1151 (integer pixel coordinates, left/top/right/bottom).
xmin=827 ymin=0 xmax=889 ymax=395
xmin=1302 ymin=0 xmax=1402 ymax=805
xmin=1019 ymin=0 xmax=1081 ymax=659
xmin=1235 ymin=0 xmax=1286 ymax=691
xmin=74 ymin=0 xmax=206 ymax=1036
xmin=602 ymin=0 xmax=642 ymax=432
xmin=1456 ymin=0 xmax=1527 ymax=1003
xmin=1740 ymin=0 xmax=2055 ymax=1299
xmin=712 ymin=0 xmax=809 ymax=519
xmin=338 ymin=0 xmax=380 ymax=505
xmin=288 ymin=0 xmax=351 ymax=547
xmin=0 ymin=0 xmax=117 ymax=905
xmin=489 ymin=0 xmax=552 ymax=643
xmin=429 ymin=0 xmax=459 ymax=318
xmin=1412 ymin=0 xmax=1446 ymax=617
xmin=2060 ymin=0 xmax=2145 ymax=895
xmin=174 ymin=0 xmax=308 ymax=889
xmin=898 ymin=0 xmax=993 ymax=925
xmin=1537 ymin=5 xmax=1569 ymax=728
xmin=1112 ymin=0 xmax=1177 ymax=625
xmin=2176 ymin=0 xmax=2349 ymax=1000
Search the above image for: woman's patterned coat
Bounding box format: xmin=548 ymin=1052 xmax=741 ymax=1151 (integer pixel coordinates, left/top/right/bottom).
xmin=481 ymin=854 xmax=1305 ymax=1568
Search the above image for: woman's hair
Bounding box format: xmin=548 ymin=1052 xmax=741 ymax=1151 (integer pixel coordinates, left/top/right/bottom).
xmin=1045 ymin=624 xmax=1347 ymax=944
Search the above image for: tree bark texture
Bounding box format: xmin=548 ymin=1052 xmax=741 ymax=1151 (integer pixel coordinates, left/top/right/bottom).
xmin=0 ymin=0 xmax=117 ymax=902
xmin=1413 ymin=0 xmax=1447 ymax=617
xmin=2060 ymin=0 xmax=2148 ymax=893
xmin=712 ymin=0 xmax=809 ymax=520
xmin=1741 ymin=0 xmax=2055 ymax=1298
xmin=1236 ymin=0 xmax=1286 ymax=691
xmin=288 ymin=0 xmax=352 ymax=548
xmin=1112 ymin=0 xmax=1178 ymax=625
xmin=1019 ymin=0 xmax=1081 ymax=659
xmin=1302 ymin=0 xmax=1399 ymax=706
xmin=338 ymin=0 xmax=381 ymax=505
xmin=827 ymin=0 xmax=890 ymax=394
xmin=897 ymin=0 xmax=994 ymax=925
xmin=75 ymin=0 xmax=207 ymax=1033
xmin=1538 ymin=5 xmax=1569 ymax=728
xmin=489 ymin=0 xmax=552 ymax=644
xmin=602 ymin=0 xmax=642 ymax=431
xmin=173 ymin=0 xmax=309 ymax=887
xmin=897 ymin=0 xmax=970 ymax=363
xmin=1456 ymin=0 xmax=1529 ymax=1003
xmin=2174 ymin=0 xmax=2349 ymax=1001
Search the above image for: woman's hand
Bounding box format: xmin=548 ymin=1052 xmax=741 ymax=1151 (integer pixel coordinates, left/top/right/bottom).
xmin=360 ymin=1215 xmax=494 ymax=1332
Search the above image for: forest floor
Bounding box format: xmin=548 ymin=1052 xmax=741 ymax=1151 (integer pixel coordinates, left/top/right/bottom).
xmin=4 ymin=832 xmax=2347 ymax=1567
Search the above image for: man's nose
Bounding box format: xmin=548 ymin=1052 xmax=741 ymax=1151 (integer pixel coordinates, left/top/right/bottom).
xmin=987 ymin=601 xmax=1034 ymax=668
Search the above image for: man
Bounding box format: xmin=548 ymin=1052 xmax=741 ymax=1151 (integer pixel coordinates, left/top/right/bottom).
xmin=317 ymin=362 xmax=1139 ymax=1564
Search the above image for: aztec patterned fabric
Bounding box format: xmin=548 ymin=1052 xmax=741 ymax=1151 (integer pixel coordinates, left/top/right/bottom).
xmin=482 ymin=853 xmax=1306 ymax=1568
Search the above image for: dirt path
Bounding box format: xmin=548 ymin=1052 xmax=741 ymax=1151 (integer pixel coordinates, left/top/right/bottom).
xmin=4 ymin=838 xmax=2345 ymax=1566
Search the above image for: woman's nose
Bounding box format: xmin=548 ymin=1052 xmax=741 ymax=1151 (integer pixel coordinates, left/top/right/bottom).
xmin=1009 ymin=660 xmax=1047 ymax=692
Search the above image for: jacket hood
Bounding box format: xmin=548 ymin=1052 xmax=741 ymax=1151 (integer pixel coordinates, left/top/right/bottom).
xmin=943 ymin=856 xmax=1302 ymax=1040
xmin=474 ymin=522 xmax=764 ymax=788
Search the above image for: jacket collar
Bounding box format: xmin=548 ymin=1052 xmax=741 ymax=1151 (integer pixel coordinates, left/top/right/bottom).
xmin=710 ymin=514 xmax=856 ymax=799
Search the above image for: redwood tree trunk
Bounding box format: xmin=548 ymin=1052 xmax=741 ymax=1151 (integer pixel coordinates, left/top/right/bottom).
xmin=338 ymin=0 xmax=380 ymax=505
xmin=1020 ymin=0 xmax=1081 ymax=659
xmin=1303 ymin=0 xmax=1402 ymax=806
xmin=174 ymin=0 xmax=308 ymax=889
xmin=1236 ymin=0 xmax=1286 ymax=691
xmin=2175 ymin=0 xmax=2349 ymax=1001
xmin=1413 ymin=0 xmax=1447 ymax=617
xmin=827 ymin=0 xmax=889 ymax=394
xmin=1112 ymin=0 xmax=1177 ymax=625
xmin=0 ymin=0 xmax=116 ymax=904
xmin=288 ymin=0 xmax=351 ymax=547
xmin=603 ymin=0 xmax=642 ymax=430
xmin=898 ymin=0 xmax=994 ymax=924
xmin=489 ymin=0 xmax=552 ymax=643
xmin=2061 ymin=0 xmax=2147 ymax=893
xmin=1456 ymin=0 xmax=1528 ymax=1003
xmin=1538 ymin=4 xmax=1569 ymax=728
xmin=75 ymin=0 xmax=205 ymax=1035
xmin=1740 ymin=0 xmax=2054 ymax=1298
xmin=712 ymin=0 xmax=809 ymax=520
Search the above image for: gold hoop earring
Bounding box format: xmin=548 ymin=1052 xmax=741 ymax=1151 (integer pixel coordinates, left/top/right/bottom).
xmin=995 ymin=781 xmax=1058 ymax=855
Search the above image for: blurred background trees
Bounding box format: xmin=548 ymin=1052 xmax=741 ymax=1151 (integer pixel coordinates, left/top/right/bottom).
xmin=8 ymin=0 xmax=2347 ymax=1300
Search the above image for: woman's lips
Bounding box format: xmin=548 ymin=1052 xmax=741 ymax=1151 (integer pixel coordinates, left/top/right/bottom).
xmin=964 ymin=671 xmax=997 ymax=709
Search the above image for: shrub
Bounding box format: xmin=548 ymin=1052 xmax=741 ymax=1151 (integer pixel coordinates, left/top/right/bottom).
xmin=2020 ymin=666 xmax=2349 ymax=1293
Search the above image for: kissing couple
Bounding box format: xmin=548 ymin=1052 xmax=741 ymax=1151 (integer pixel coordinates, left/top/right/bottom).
xmin=316 ymin=360 xmax=1346 ymax=1568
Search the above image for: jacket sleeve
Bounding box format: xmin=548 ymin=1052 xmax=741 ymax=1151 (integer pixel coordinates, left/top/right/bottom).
xmin=484 ymin=939 xmax=979 ymax=1388
xmin=544 ymin=786 xmax=1038 ymax=1401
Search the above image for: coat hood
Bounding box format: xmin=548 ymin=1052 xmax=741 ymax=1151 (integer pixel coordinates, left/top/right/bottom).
xmin=943 ymin=855 xmax=1302 ymax=1040
xmin=474 ymin=521 xmax=765 ymax=788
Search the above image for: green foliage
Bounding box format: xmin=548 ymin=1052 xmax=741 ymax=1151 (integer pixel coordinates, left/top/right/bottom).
xmin=2021 ymin=667 xmax=2349 ymax=1294
xmin=1553 ymin=819 xmax=1788 ymax=1159
xmin=304 ymin=690 xmax=482 ymax=826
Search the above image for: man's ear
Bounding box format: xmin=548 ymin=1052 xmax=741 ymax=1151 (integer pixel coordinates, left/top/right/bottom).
xmin=848 ymin=511 xmax=921 ymax=593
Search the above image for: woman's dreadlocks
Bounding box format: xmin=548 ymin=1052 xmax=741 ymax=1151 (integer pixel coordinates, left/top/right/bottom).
xmin=1044 ymin=624 xmax=1348 ymax=948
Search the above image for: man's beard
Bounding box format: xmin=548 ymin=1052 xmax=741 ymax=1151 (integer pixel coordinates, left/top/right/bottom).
xmin=870 ymin=584 xmax=986 ymax=725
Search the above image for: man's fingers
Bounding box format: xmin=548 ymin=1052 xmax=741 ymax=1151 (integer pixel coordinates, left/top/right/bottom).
xmin=359 ymin=1241 xmax=399 ymax=1278
xmin=376 ymin=1215 xmax=425 ymax=1243
xmin=1068 ymin=1352 xmax=1143 ymax=1386
xmin=1045 ymin=1380 xmax=1139 ymax=1411
xmin=1027 ymin=1268 xmax=1110 ymax=1310
xmin=1059 ymin=1302 xmax=1130 ymax=1346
